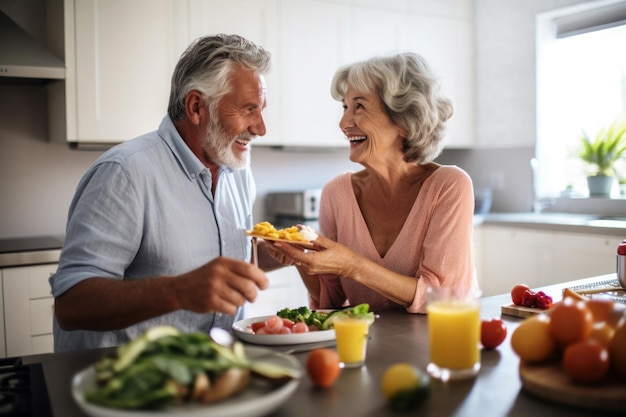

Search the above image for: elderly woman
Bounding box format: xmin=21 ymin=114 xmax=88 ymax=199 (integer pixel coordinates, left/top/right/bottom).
xmin=271 ymin=52 xmax=478 ymax=313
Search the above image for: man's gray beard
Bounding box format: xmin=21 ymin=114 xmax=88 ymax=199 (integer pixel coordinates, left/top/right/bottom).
xmin=203 ymin=117 xmax=251 ymax=170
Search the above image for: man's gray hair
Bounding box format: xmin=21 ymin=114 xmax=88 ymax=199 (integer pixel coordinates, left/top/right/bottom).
xmin=168 ymin=34 xmax=271 ymax=121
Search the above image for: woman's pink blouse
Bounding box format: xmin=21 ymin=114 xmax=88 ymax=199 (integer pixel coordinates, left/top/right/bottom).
xmin=312 ymin=166 xmax=478 ymax=313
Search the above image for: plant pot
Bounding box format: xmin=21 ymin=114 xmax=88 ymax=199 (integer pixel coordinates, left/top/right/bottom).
xmin=586 ymin=175 xmax=614 ymax=197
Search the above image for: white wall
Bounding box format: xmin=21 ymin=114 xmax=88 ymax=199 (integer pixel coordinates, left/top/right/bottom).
xmin=1 ymin=0 xmax=618 ymax=239
xmin=0 ymin=84 xmax=357 ymax=239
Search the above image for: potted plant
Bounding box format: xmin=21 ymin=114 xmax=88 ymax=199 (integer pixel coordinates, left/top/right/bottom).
xmin=577 ymin=118 xmax=626 ymax=197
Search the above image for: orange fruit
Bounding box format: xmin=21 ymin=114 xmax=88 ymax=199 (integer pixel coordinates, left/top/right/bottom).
xmin=306 ymin=349 xmax=341 ymax=388
xmin=561 ymin=287 xmax=587 ymax=302
xmin=511 ymin=314 xmax=556 ymax=363
xmin=606 ymin=302 xmax=626 ymax=328
xmin=608 ymin=317 xmax=626 ymax=377
xmin=549 ymin=297 xmax=593 ymax=346
xmin=562 ymin=339 xmax=609 ymax=385
xmin=585 ymin=298 xmax=615 ymax=323
xmin=589 ymin=322 xmax=615 ymax=347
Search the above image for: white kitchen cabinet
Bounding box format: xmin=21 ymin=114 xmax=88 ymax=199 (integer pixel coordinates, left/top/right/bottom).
xmin=49 ymin=0 xmax=473 ymax=148
xmin=183 ymin=0 xmax=283 ymax=147
xmin=50 ymin=0 xmax=188 ymax=145
xmin=478 ymin=225 xmax=620 ymax=297
xmin=403 ymin=16 xmax=474 ymax=148
xmin=273 ymin=0 xmax=352 ymax=148
xmin=245 ymin=266 xmax=309 ymax=318
xmin=1 ymin=264 xmax=57 ymax=357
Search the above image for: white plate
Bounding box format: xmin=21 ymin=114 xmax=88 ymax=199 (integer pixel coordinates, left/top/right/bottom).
xmin=233 ymin=315 xmax=335 ymax=345
xmin=71 ymin=346 xmax=301 ymax=417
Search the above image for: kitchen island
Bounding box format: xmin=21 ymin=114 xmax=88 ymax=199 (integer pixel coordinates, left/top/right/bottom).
xmin=22 ymin=273 xmax=624 ymax=417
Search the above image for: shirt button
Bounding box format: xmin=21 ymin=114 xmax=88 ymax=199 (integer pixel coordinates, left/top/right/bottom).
xmin=191 ymin=173 xmax=196 ymax=179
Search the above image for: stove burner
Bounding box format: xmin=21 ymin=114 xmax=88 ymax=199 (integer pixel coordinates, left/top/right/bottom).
xmin=0 ymin=357 xmax=53 ymax=416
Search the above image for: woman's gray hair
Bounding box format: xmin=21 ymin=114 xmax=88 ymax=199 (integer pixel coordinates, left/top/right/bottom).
xmin=168 ymin=34 xmax=272 ymax=122
xmin=331 ymin=52 xmax=453 ymax=164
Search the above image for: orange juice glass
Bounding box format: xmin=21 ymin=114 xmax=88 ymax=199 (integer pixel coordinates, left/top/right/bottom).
xmin=333 ymin=316 xmax=371 ymax=368
xmin=427 ymin=287 xmax=481 ymax=381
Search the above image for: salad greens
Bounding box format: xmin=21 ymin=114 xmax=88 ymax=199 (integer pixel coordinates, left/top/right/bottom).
xmin=84 ymin=326 xmax=298 ymax=410
xmin=276 ymin=303 xmax=375 ymax=330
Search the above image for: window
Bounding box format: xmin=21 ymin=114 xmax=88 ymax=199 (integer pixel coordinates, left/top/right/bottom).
xmin=536 ymin=0 xmax=626 ymax=199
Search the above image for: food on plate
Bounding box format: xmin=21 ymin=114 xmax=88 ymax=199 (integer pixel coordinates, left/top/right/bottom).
xmin=510 ymin=284 xmax=553 ymax=309
xmin=248 ymin=221 xmax=318 ymax=243
xmin=380 ymin=363 xmax=430 ymax=412
xmin=306 ymin=349 xmax=341 ymax=388
xmin=248 ymin=304 xmax=375 ymax=334
xmin=511 ymin=293 xmax=626 ymax=385
xmin=84 ymin=326 xmax=299 ymax=410
xmin=480 ymin=318 xmax=507 ymax=349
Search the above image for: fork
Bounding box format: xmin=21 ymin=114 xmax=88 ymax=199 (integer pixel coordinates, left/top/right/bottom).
xmin=251 ymin=237 xmax=258 ymax=267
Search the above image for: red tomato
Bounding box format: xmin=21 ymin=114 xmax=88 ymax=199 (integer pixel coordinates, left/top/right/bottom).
xmin=562 ymin=340 xmax=609 ymax=385
xmin=306 ymin=349 xmax=341 ymax=388
xmin=250 ymin=322 xmax=265 ymax=333
xmin=511 ymin=284 xmax=531 ymax=306
xmin=481 ymin=319 xmax=507 ymax=349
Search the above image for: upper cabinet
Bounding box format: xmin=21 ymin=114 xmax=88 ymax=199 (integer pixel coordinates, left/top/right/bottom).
xmin=50 ymin=0 xmax=188 ymax=147
xmin=50 ymin=0 xmax=474 ymax=149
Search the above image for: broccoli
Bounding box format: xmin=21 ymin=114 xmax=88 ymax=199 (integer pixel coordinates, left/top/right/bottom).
xmin=276 ymin=304 xmax=374 ymax=330
xmin=276 ymin=306 xmax=312 ymax=324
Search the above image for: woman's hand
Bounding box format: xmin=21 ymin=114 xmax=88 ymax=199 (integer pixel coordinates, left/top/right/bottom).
xmin=269 ymin=234 xmax=357 ymax=278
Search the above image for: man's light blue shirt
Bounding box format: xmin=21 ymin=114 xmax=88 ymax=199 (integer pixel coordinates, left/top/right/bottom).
xmin=50 ymin=115 xmax=255 ymax=352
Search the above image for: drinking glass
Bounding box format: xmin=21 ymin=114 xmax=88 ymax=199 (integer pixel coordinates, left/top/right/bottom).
xmin=426 ymin=286 xmax=481 ymax=381
xmin=333 ymin=316 xmax=371 ymax=368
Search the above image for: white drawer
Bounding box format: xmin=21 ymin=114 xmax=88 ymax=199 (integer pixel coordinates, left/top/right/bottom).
xmin=30 ymin=298 xmax=54 ymax=336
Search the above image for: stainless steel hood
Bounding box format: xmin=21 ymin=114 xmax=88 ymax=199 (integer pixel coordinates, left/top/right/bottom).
xmin=0 ymin=10 xmax=65 ymax=80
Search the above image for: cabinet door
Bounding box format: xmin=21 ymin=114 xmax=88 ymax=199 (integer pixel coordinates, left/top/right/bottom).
xmin=63 ymin=0 xmax=186 ymax=143
xmin=2 ymin=264 xmax=57 ymax=357
xmin=479 ymin=226 xmax=555 ymax=296
xmin=554 ymin=232 xmax=619 ymax=282
xmin=404 ymin=15 xmax=474 ymax=148
xmin=184 ymin=0 xmax=282 ymax=147
xmin=277 ymin=0 xmax=352 ymax=147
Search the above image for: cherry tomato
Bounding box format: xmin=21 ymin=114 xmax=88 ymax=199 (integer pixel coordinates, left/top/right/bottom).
xmin=511 ymin=284 xmax=531 ymax=306
xmin=306 ymin=349 xmax=341 ymax=388
xmin=562 ymin=340 xmax=609 ymax=385
xmin=521 ymin=289 xmax=536 ymax=307
xmin=481 ymin=319 xmax=507 ymax=349
xmin=250 ymin=322 xmax=265 ymax=333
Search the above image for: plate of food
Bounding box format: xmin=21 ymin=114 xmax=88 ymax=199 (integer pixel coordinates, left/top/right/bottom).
xmin=233 ymin=316 xmax=335 ymax=345
xmin=71 ymin=326 xmax=301 ymax=417
xmin=233 ymin=305 xmax=375 ymax=346
xmin=245 ymin=222 xmax=317 ymax=247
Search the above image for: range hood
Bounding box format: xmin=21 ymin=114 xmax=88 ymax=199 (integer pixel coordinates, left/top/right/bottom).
xmin=0 ymin=10 xmax=65 ymax=80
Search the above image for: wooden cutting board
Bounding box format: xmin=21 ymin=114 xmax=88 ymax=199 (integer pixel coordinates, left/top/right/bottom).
xmin=501 ymin=303 xmax=545 ymax=318
xmin=520 ymin=362 xmax=626 ymax=412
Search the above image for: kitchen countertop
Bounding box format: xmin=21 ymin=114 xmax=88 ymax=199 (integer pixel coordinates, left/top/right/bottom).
xmin=482 ymin=212 xmax=626 ymax=237
xmin=22 ymin=273 xmax=624 ymax=417
xmin=0 ymin=235 xmax=64 ymax=267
